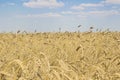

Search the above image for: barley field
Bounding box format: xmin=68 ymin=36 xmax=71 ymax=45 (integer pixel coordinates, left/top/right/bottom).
xmin=0 ymin=31 xmax=120 ymax=80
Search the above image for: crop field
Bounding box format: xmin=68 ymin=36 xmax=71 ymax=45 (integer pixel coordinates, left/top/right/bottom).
xmin=0 ymin=31 xmax=120 ymax=80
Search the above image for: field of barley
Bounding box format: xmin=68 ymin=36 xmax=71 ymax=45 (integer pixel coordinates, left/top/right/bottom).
xmin=0 ymin=31 xmax=120 ymax=80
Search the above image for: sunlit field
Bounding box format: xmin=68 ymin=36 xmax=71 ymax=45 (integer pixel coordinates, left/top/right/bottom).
xmin=0 ymin=31 xmax=120 ymax=80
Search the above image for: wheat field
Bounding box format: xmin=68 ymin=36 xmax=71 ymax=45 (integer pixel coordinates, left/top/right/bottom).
xmin=0 ymin=31 xmax=120 ymax=80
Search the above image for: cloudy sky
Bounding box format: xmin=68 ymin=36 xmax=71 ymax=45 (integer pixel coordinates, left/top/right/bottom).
xmin=0 ymin=0 xmax=120 ymax=32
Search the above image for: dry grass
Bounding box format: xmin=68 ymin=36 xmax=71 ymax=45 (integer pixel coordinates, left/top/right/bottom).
xmin=0 ymin=31 xmax=120 ymax=80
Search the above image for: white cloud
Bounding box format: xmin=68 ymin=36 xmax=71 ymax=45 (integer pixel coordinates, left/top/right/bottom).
xmin=71 ymin=5 xmax=84 ymax=10
xmin=77 ymin=15 xmax=87 ymax=18
xmin=112 ymin=6 xmax=118 ymax=9
xmin=88 ymin=10 xmax=120 ymax=16
xmin=104 ymin=0 xmax=120 ymax=4
xmin=61 ymin=11 xmax=87 ymax=16
xmin=17 ymin=13 xmax=63 ymax=18
xmin=61 ymin=10 xmax=120 ymax=17
xmin=71 ymin=3 xmax=104 ymax=10
xmin=23 ymin=0 xmax=64 ymax=8
xmin=61 ymin=11 xmax=74 ymax=14
xmin=0 ymin=3 xmax=15 ymax=7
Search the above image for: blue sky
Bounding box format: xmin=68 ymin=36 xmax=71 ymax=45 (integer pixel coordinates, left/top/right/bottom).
xmin=0 ymin=0 xmax=120 ymax=32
